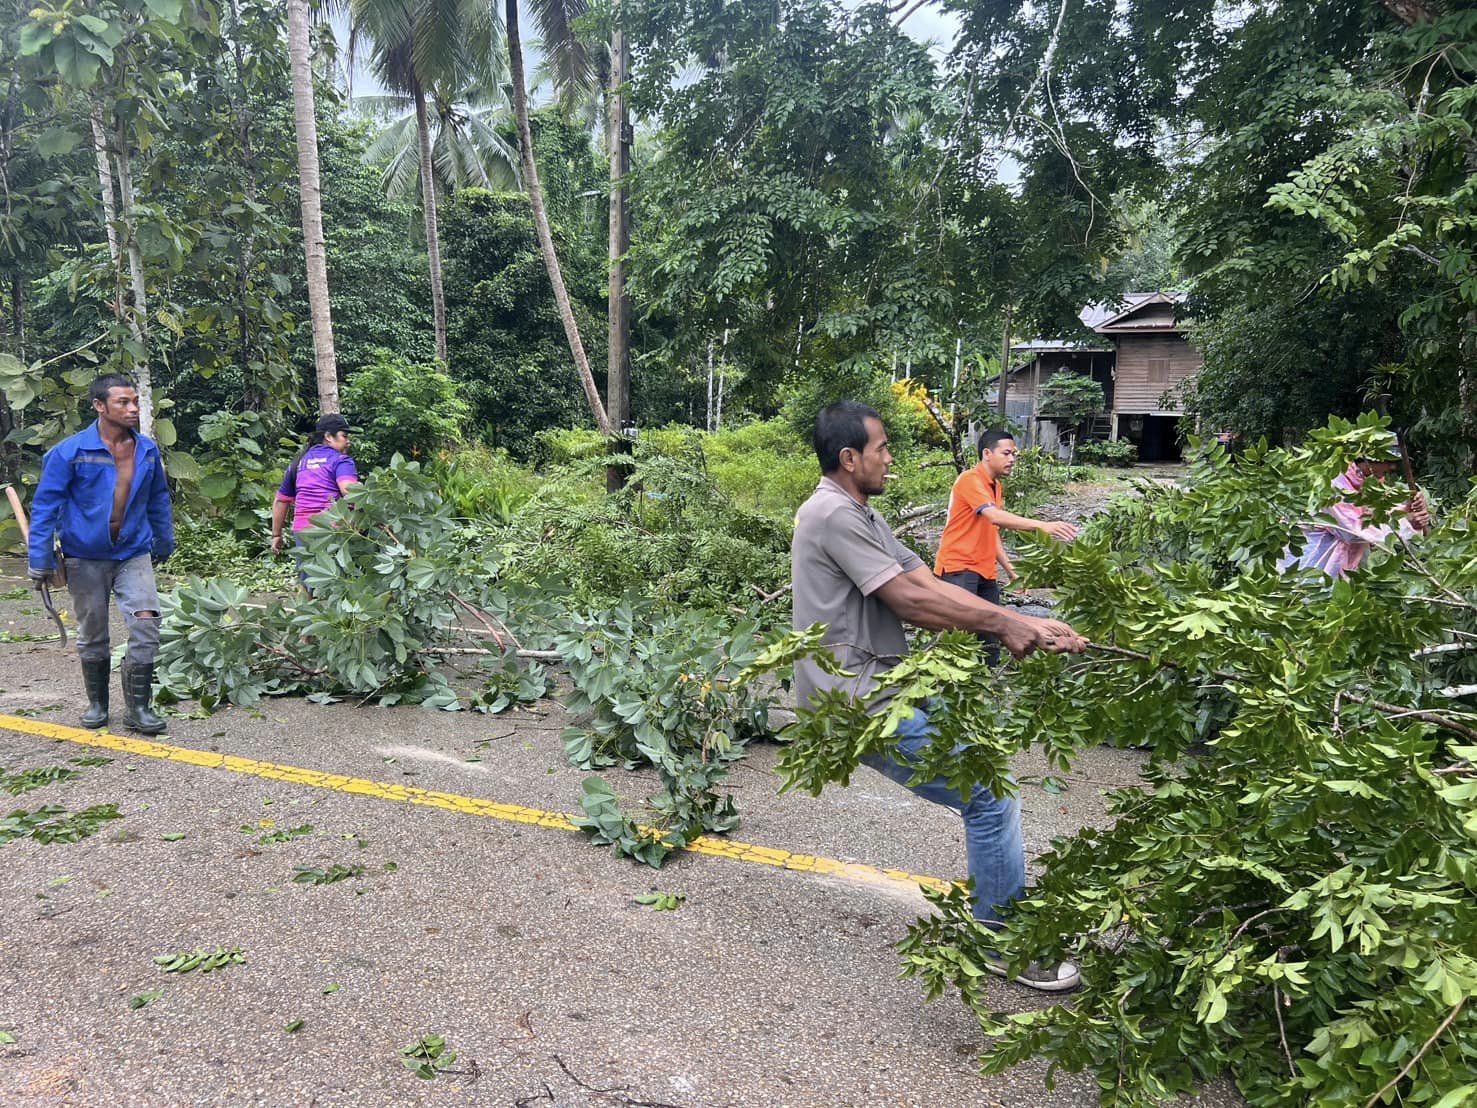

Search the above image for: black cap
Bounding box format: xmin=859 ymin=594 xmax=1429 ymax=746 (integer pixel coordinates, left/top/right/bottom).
xmin=315 ymin=414 xmax=351 ymax=435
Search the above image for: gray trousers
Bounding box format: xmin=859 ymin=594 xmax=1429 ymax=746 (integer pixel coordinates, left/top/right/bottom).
xmin=67 ymin=554 xmax=161 ymax=665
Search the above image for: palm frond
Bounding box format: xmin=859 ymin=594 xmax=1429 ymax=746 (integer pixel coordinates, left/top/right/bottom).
xmin=351 ymin=93 xmax=415 ymax=122
xmin=379 ymin=134 xmax=423 ymax=201
xmin=530 ymin=0 xmax=597 ymax=105
xmin=363 ymin=112 xmax=419 ymax=165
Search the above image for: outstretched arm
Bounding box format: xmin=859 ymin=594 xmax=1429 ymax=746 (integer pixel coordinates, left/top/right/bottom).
xmin=876 ymin=567 xmax=1084 ymax=657
xmin=981 ymin=505 xmax=1077 ymax=542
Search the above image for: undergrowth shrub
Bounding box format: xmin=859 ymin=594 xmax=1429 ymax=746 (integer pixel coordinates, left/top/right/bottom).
xmin=1075 ymin=439 xmax=1139 ymax=467
xmin=342 ymin=351 xmax=469 ymax=469
xmin=495 ymin=446 xmax=790 ymax=612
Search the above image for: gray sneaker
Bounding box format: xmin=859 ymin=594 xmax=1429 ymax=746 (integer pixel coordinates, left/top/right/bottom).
xmin=983 ymin=955 xmax=1081 ymax=993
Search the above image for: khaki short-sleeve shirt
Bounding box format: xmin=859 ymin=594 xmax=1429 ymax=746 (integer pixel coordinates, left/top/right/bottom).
xmin=791 ymin=477 xmax=924 ymax=709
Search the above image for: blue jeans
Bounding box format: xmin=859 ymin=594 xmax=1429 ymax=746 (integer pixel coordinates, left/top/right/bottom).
xmin=861 ymin=707 xmax=1025 ymax=924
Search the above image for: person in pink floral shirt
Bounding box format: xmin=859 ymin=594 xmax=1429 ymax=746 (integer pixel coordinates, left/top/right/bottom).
xmin=1281 ymin=441 xmax=1431 ymax=579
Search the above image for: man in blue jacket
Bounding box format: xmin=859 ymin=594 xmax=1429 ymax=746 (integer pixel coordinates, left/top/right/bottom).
xmin=27 ymin=374 xmax=175 ymax=734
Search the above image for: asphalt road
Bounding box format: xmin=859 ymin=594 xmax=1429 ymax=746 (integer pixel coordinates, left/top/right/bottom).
xmin=0 ymin=560 xmax=1242 ymax=1107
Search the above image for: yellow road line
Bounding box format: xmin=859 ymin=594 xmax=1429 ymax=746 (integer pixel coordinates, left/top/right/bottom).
xmin=0 ymin=713 xmax=949 ymax=894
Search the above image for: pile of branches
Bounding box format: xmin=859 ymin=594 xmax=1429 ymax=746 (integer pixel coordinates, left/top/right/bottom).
xmin=157 ymin=458 xmax=787 ymax=865
xmin=747 ymin=415 xmax=1477 ymax=1106
xmin=157 ymin=459 xmax=548 ymax=712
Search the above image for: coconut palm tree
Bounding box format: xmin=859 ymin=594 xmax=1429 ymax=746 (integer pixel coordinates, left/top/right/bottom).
xmin=504 ymin=0 xmax=611 ymax=435
xmin=348 ymin=0 xmax=496 ymax=364
xmin=355 ymin=76 xmax=519 ymax=203
xmin=522 ymin=0 xmax=629 ymax=479
xmin=286 ymin=0 xmax=340 ymax=412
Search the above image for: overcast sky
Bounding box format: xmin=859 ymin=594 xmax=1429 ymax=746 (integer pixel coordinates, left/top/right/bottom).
xmin=332 ymin=1 xmax=963 ymax=106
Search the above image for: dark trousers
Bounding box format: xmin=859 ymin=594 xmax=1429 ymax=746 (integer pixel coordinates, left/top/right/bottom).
xmin=940 ymin=569 xmax=1002 ymax=663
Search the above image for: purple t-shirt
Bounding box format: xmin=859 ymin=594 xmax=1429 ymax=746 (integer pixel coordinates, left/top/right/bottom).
xmin=277 ymin=444 xmax=358 ymax=532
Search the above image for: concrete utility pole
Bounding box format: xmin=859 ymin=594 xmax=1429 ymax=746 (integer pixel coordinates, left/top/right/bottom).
xmin=606 ymin=4 xmax=633 ymax=492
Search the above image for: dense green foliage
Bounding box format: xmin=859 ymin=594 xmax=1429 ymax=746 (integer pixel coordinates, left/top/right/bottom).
xmin=948 ymin=0 xmax=1477 ymax=490
xmin=750 ymin=415 xmax=1477 ymax=1105
xmin=8 ymin=0 xmax=1475 ymax=1097
xmin=441 ymin=182 xmax=604 ymax=456
xmin=341 ymin=350 xmax=469 ymax=468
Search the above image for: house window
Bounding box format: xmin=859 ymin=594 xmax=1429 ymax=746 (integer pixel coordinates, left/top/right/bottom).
xmin=1147 ymin=356 xmax=1170 ymax=384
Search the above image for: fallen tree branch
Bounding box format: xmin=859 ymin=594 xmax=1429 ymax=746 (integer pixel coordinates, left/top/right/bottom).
xmin=255 ymin=641 xmax=322 ymax=677
xmin=1363 ymin=998 xmax=1466 ymax=1108
xmin=1085 ymin=642 xmax=1477 ymax=743
xmin=751 ymin=583 xmax=792 ymax=605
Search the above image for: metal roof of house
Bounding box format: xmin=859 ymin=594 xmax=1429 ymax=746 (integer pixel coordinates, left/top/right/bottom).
xmin=1091 ymin=290 xmax=1187 ymax=332
xmin=1008 ymin=292 xmax=1189 ymax=371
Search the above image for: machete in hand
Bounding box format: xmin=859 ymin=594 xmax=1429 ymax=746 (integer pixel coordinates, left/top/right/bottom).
xmin=4 ymin=484 xmax=68 ymax=646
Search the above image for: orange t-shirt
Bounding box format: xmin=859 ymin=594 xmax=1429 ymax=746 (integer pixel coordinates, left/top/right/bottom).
xmin=933 ymin=467 xmax=1004 ymax=578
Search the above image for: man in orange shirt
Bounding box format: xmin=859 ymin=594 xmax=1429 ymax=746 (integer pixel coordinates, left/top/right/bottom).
xmin=935 ymin=429 xmax=1078 ymax=660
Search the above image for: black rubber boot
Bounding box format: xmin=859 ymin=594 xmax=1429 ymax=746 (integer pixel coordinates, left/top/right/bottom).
xmin=121 ymin=661 xmax=167 ymax=735
xmin=80 ymin=659 xmax=110 ymax=729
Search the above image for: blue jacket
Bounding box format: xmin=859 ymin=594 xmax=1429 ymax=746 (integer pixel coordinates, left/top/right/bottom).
xmin=27 ymin=421 xmax=175 ymax=570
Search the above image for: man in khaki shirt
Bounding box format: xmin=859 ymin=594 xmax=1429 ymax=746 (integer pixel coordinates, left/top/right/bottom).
xmin=792 ymin=401 xmax=1086 ymax=992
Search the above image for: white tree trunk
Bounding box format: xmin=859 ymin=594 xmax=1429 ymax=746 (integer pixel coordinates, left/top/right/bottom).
xmin=716 ymin=326 xmax=729 ymax=432
xmin=414 ymin=84 xmax=449 ymax=364
xmin=506 ymin=0 xmax=612 ymax=436
xmin=112 ymin=132 xmax=153 ymax=437
xmin=705 ymin=338 xmax=714 ymax=433
xmin=90 ymin=111 xmax=121 ymax=273
xmin=287 ymin=0 xmax=340 ymax=413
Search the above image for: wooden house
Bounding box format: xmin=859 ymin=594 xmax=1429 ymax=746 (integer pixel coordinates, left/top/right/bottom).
xmin=996 ymin=291 xmax=1202 ymax=462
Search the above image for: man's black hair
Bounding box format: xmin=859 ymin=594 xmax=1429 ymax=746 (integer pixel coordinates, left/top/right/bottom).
xmin=89 ymin=373 xmax=136 ymax=405
xmin=814 ymin=401 xmax=881 ymax=473
xmin=978 ymin=427 xmax=1016 ymax=454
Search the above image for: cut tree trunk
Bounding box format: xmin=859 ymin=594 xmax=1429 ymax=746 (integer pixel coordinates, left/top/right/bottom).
xmin=414 ymin=84 xmax=449 ymax=365
xmin=606 ymin=7 xmax=632 ymax=491
xmin=506 ymin=0 xmax=611 ymax=437
xmin=286 ymin=0 xmax=340 ymax=414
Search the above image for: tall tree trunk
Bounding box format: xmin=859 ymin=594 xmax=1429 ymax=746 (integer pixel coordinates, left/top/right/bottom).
xmin=92 ymin=110 xmax=144 ymax=350
xmin=112 ymin=133 xmax=154 ymax=437
xmin=413 ymin=84 xmax=449 ymax=365
xmin=605 ymin=4 xmax=632 ymax=490
xmin=506 ymin=0 xmax=612 ymax=437
xmin=89 ymin=110 xmax=122 ymax=280
xmin=286 ymin=0 xmax=339 ymax=414
xmin=996 ymin=303 xmax=1013 ymax=419
xmin=715 ymin=338 xmax=726 ymax=433
xmin=705 ymin=338 xmax=714 ymax=433
xmin=229 ymin=0 xmax=259 ymax=402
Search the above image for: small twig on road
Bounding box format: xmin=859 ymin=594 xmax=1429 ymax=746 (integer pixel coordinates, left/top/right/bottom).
xmin=553 ymin=1053 xmax=627 ymax=1093
xmin=514 ymin=1084 xmax=555 ymax=1107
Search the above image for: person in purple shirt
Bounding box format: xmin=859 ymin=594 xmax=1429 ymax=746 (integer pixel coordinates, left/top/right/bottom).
xmin=270 ymin=414 xmax=359 ymax=590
